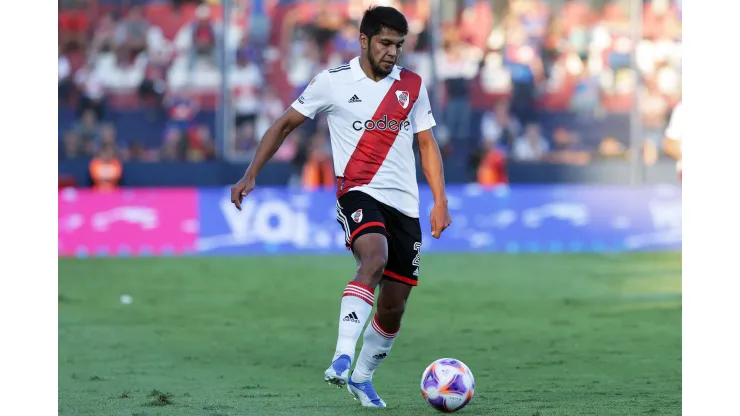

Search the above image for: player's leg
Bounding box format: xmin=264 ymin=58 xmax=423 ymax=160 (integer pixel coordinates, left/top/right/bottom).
xmin=325 ymin=193 xmax=389 ymax=387
xmin=348 ymin=210 xmax=421 ymax=407
xmin=351 ymin=279 xmax=412 ymax=378
xmin=347 ymin=279 xmax=411 ymax=408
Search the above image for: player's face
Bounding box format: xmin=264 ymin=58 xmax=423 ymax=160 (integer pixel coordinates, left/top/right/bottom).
xmin=361 ymin=28 xmax=405 ymax=77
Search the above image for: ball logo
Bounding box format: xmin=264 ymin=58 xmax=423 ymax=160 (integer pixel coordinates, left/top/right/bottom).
xmin=395 ymin=90 xmax=409 ymax=109
xmin=352 ymin=209 xmax=363 ymax=223
xmin=352 ymin=115 xmax=410 ymax=132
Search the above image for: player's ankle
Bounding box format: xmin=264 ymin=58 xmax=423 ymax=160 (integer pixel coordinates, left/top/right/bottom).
xmin=332 ymin=352 xmax=353 ymax=363
xmin=350 ymin=370 xmax=372 ymax=384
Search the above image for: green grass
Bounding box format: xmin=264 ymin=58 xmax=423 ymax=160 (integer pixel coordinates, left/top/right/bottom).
xmin=58 ymin=253 xmax=681 ymax=415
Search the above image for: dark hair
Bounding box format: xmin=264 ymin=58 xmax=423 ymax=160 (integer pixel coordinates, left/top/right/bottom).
xmin=359 ymin=6 xmax=408 ymax=40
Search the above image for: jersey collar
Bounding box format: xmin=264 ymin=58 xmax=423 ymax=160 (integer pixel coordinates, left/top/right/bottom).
xmin=350 ymin=56 xmax=401 ymax=81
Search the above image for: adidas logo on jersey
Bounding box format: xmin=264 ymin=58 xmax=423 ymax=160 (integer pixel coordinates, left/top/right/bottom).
xmin=343 ymin=311 xmax=360 ymax=323
xmin=413 ymin=267 xmax=419 ymax=277
xmin=348 ymin=94 xmax=362 ymax=103
xmin=373 ymin=353 xmax=387 ymax=360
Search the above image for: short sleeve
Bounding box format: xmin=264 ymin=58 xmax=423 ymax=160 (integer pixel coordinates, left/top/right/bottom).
xmin=410 ymin=81 xmax=437 ymax=134
xmin=290 ymin=71 xmax=333 ymax=119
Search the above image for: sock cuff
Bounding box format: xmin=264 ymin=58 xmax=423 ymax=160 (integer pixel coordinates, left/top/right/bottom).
xmin=343 ymin=281 xmax=374 ymax=306
xmin=371 ymin=314 xmax=398 ymax=339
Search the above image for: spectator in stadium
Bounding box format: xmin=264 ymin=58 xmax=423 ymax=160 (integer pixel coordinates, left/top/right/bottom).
xmin=505 ymin=43 xmax=542 ymax=123
xmin=570 ymin=68 xmax=602 ymax=114
xmin=89 ymin=12 xmax=118 ymax=59
xmin=89 ymin=145 xmax=123 ymax=191
xmin=114 ymin=6 xmax=149 ymax=56
xmin=99 ymin=45 xmax=148 ymax=91
xmin=597 ymin=136 xmax=629 ymax=161
xmin=164 ymin=91 xmax=199 ymax=136
xmin=511 ymin=122 xmax=549 ymax=162
xmin=641 ymin=81 xmax=671 ymax=151
xmin=127 ymin=140 xmax=159 ymax=162
xmin=331 ymin=19 xmax=362 ymax=63
xmin=74 ymin=61 xmax=107 ymax=120
xmin=171 ymin=0 xmax=202 ymax=12
xmin=476 ymin=147 xmax=508 ymax=188
xmin=437 ymin=27 xmax=478 ymax=141
xmin=160 ymin=127 xmax=187 ymax=161
xmin=138 ymin=53 xmax=168 ymax=111
xmin=301 ymin=132 xmax=335 ymax=190
xmin=99 ymin=123 xmax=119 ymax=150
xmin=185 ymin=125 xmax=216 ymax=162
xmin=273 ymin=130 xmax=300 ymax=164
xmin=231 ymin=122 xmax=259 ymax=158
xmin=310 ymin=0 xmax=346 ymax=55
xmin=255 ymin=86 xmax=287 ymax=140
xmin=478 ymin=51 xmax=514 ymax=100
xmin=235 ymin=32 xmax=263 ymax=67
xmin=56 ymin=0 xmax=683 ymax=177
xmin=59 ymin=47 xmax=73 ymax=104
xmin=232 ymin=50 xmax=264 ymax=131
xmin=98 ymin=123 xmax=133 ymax=162
xmin=71 ymin=109 xmax=102 ymax=156
xmin=174 ymin=4 xmax=218 ymax=72
xmin=58 ymin=5 xmax=89 ymax=52
xmin=480 ymin=100 xmax=522 ymax=153
xmin=61 ymin=131 xmax=83 ymax=160
xmin=459 ymin=0 xmax=494 ymax=50
xmin=285 ymin=35 xmax=323 ymax=95
xmin=544 ymin=127 xmax=592 ymax=165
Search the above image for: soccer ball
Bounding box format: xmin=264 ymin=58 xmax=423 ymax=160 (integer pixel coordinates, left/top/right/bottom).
xmin=420 ymin=358 xmax=475 ymax=413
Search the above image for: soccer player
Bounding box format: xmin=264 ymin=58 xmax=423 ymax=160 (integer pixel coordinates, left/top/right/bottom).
xmin=229 ymin=6 xmax=451 ymax=408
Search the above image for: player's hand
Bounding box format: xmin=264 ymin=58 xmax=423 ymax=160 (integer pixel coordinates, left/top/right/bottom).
xmin=230 ymin=175 xmax=255 ymax=211
xmin=430 ymin=202 xmax=452 ymax=239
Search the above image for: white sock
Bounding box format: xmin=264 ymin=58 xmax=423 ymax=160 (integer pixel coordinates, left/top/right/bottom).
xmin=350 ymin=314 xmax=398 ymax=383
xmin=332 ymin=281 xmax=375 ymax=362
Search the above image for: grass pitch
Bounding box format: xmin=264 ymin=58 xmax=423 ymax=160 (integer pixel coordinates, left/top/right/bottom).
xmin=59 ymin=253 xmax=681 ymax=415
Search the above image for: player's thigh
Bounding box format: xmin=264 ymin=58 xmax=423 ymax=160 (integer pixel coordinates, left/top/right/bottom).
xmin=336 ymin=191 xmax=389 ymax=262
xmin=382 ymin=212 xmax=422 ymax=287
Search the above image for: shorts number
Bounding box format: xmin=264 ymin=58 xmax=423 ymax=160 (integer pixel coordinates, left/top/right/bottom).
xmin=412 ymin=242 xmax=421 ymax=266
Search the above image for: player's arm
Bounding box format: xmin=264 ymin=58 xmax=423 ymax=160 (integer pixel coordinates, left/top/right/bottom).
xmin=243 ymin=108 xmax=307 ymax=181
xmin=663 ymin=136 xmax=681 ymax=161
xmin=663 ymin=104 xmax=682 ymax=161
xmin=417 ymin=129 xmax=452 ymax=238
xmin=417 ymin=129 xmax=447 ymax=207
xmin=231 ymin=71 xmax=332 ymax=210
xmin=412 ymin=81 xmax=451 ymax=238
xmin=230 ymin=107 xmax=307 ymax=210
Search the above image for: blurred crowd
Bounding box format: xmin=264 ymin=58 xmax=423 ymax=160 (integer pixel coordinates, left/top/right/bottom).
xmin=58 ymin=0 xmax=682 ymax=189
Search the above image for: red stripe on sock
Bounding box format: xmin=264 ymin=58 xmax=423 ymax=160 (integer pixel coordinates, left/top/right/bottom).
xmin=343 ymin=288 xmax=374 ymax=305
xmin=343 ymin=281 xmax=374 ymax=305
xmin=371 ymin=314 xmax=398 ymax=339
xmin=343 ymin=287 xmax=373 ymax=298
xmin=347 ymin=281 xmax=374 ymax=294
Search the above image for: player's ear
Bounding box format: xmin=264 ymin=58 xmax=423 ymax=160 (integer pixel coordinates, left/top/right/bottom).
xmin=359 ymin=33 xmax=368 ymax=51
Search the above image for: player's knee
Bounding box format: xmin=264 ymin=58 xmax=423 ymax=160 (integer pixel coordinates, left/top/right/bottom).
xmin=377 ymin=301 xmax=406 ymax=321
xmin=358 ymin=253 xmax=388 ymax=280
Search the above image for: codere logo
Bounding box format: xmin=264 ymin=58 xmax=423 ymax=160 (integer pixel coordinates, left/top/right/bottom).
xmin=352 ymin=115 xmax=410 ymax=132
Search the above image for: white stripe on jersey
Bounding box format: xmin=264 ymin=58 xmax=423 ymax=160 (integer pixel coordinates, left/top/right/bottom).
xmin=336 ymin=200 xmax=351 ymax=245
